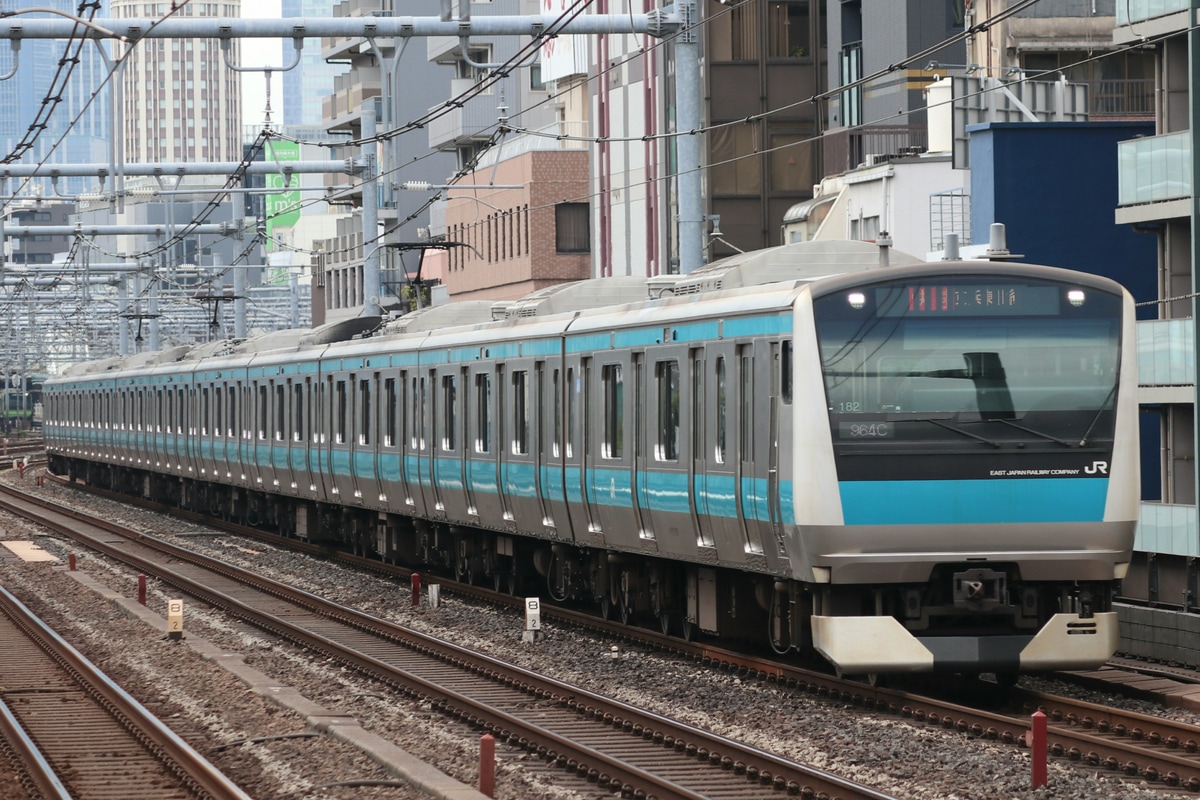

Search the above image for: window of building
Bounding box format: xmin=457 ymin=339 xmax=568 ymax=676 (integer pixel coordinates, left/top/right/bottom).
xmin=768 ymin=1 xmax=810 ymax=58
xmin=711 ymin=123 xmax=762 ymax=196
xmin=555 ymin=203 xmax=590 ymax=253
xmin=769 ymin=133 xmax=813 ymax=193
xmin=850 ymin=214 xmax=880 ymax=241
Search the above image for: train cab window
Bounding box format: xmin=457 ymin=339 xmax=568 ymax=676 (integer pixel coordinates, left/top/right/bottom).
xmin=601 ymin=364 xmax=623 ymax=459
xmin=441 ymin=375 xmax=456 ymax=451
xmin=655 ymin=360 xmax=680 ymax=461
xmin=475 ymin=373 xmax=491 ymax=453
xmin=335 ymin=380 xmax=347 ymax=444
xmin=552 ymin=368 xmax=561 ymax=457
xmin=359 ymin=379 xmax=371 ymax=446
xmin=715 ymin=357 xmax=728 ymax=463
xmin=512 ymin=370 xmax=529 ymax=455
xmin=781 ymin=340 xmax=793 ymax=404
xmin=384 ymin=378 xmax=396 ymax=447
xmin=293 ymin=383 xmax=304 ymax=442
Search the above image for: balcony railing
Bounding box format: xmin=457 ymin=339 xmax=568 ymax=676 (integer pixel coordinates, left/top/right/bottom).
xmin=1117 ymin=130 xmax=1192 ymax=205
xmin=1137 ymin=503 xmax=1199 ymax=557
xmin=1117 ymin=0 xmax=1189 ymax=26
xmin=822 ymin=125 xmax=927 ymax=176
xmin=1082 ymin=78 xmax=1155 ymax=119
xmin=1139 ymin=318 xmax=1195 ymax=387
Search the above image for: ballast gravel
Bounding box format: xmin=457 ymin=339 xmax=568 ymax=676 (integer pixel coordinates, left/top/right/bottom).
xmin=0 ymin=471 xmax=1180 ymax=800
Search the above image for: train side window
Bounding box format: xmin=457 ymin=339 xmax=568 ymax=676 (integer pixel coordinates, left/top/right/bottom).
xmin=441 ymin=374 xmax=456 ymax=451
xmin=739 ymin=349 xmax=753 ymax=461
xmin=335 ymin=380 xmax=347 ymax=444
xmin=566 ymin=367 xmax=576 ymax=458
xmin=410 ymin=376 xmax=420 ymax=449
xmin=512 ymin=370 xmax=529 ymax=455
xmin=781 ymin=340 xmax=793 ymax=404
xmin=417 ymin=376 xmax=427 ymax=451
xmin=715 ymin=357 xmax=727 ymax=463
xmin=258 ymin=384 xmax=268 ymax=440
xmin=552 ymin=368 xmax=561 ymax=458
xmin=601 ymin=364 xmax=623 ymax=459
xmin=276 ymin=383 xmax=286 ymax=441
xmin=384 ymin=378 xmax=396 ymax=447
xmin=246 ymin=385 xmax=254 ymax=438
xmin=655 ymin=360 xmax=679 ymax=461
xmin=177 ymin=387 xmax=186 ymax=434
xmin=293 ymin=382 xmax=304 ymax=442
xmin=228 ymin=385 xmax=237 ymax=438
xmin=214 ymin=387 xmax=223 ymax=437
xmin=475 ymin=373 xmax=491 ymax=453
xmin=359 ymin=378 xmax=371 ymax=446
xmin=201 ymin=388 xmax=210 ymax=435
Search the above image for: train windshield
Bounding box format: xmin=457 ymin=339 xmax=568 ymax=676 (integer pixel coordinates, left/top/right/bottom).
xmin=812 ymin=277 xmax=1123 ymax=445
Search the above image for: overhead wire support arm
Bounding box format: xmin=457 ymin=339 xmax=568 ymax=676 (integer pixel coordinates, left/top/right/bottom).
xmin=0 ymin=14 xmax=682 ymax=42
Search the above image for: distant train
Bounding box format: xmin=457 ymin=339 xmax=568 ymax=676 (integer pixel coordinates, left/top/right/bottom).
xmin=42 ymin=241 xmax=1139 ymax=678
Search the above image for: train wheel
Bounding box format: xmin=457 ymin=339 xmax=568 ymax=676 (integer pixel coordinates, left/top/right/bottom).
xmin=680 ymin=618 xmax=695 ymax=641
xmin=599 ymin=597 xmax=613 ymax=620
xmin=658 ymin=612 xmax=672 ymax=636
xmin=618 ymin=594 xmax=633 ymax=625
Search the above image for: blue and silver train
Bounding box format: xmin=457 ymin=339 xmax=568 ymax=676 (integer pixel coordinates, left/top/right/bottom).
xmin=43 ymin=241 xmax=1139 ymax=676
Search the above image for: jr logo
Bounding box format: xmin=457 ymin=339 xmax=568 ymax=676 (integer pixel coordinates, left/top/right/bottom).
xmin=1084 ymin=461 xmax=1109 ymax=475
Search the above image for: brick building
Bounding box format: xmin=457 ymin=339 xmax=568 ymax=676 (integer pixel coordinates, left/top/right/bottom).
xmin=442 ymin=150 xmax=591 ymax=301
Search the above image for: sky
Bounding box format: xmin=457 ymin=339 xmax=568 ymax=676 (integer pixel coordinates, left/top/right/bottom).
xmin=239 ymin=0 xmax=286 ymax=129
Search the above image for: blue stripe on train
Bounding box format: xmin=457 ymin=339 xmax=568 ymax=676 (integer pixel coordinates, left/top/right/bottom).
xmin=837 ymin=478 xmax=1109 ymax=525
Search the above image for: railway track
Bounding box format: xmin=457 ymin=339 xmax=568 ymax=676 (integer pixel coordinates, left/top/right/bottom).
xmin=35 ymin=471 xmax=1200 ymax=793
xmin=0 ymin=580 xmax=251 ymax=800
xmin=0 ymin=478 xmax=896 ymax=800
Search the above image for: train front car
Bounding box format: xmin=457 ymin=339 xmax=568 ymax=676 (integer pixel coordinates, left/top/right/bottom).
xmin=792 ymin=262 xmax=1138 ymax=676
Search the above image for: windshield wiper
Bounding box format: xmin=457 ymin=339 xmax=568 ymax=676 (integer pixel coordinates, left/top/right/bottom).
xmin=914 ymin=417 xmax=1002 ymax=448
xmin=1079 ymin=384 xmax=1119 ymax=447
xmin=985 ymin=418 xmax=1076 ymax=448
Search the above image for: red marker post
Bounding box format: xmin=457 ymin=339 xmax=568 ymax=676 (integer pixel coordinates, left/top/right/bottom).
xmin=411 ymin=572 xmax=421 ymax=607
xmin=479 ymin=733 xmax=495 ymax=797
xmin=137 ymin=574 xmax=147 ymax=606
xmin=1030 ymin=710 xmax=1047 ymax=788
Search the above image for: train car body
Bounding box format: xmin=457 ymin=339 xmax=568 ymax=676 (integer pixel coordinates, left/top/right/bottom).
xmin=43 ymin=241 xmax=1139 ymax=676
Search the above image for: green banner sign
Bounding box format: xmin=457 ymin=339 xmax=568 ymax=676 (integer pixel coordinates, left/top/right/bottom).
xmin=264 ymin=140 xmax=302 ymax=251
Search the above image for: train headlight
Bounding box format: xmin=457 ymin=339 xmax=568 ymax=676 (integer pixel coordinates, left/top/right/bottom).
xmin=1067 ymin=289 xmax=1086 ymax=307
xmin=847 ymin=291 xmax=866 ymax=310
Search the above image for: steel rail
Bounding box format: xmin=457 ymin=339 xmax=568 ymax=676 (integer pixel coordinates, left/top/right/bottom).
xmin=1 ymin=479 xmax=896 ymax=800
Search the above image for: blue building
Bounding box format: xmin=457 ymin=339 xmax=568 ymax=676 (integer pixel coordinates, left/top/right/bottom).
xmin=967 ymin=121 xmax=1161 ymax=504
xmin=0 ymin=0 xmax=109 ymax=195
xmin=280 ymin=0 xmax=347 ymax=127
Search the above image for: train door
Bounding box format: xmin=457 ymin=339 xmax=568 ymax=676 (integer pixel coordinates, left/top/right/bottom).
xmin=401 ymin=371 xmax=426 ymax=517
xmin=541 ymin=363 xmax=568 ymax=538
xmin=578 ymin=357 xmax=600 ymax=540
xmin=465 ymin=368 xmax=498 ymax=522
xmin=631 ymin=352 xmax=651 ymax=542
xmin=592 ymin=355 xmax=638 ymax=550
xmin=703 ymin=344 xmax=749 ymax=564
xmin=495 ymin=364 xmax=513 ymax=525
xmin=425 ymin=369 xmax=444 ymax=515
xmin=645 ymin=347 xmax=695 ymax=559
xmin=736 ymin=344 xmax=766 ymax=557
xmin=690 ymin=349 xmax=714 ymax=551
